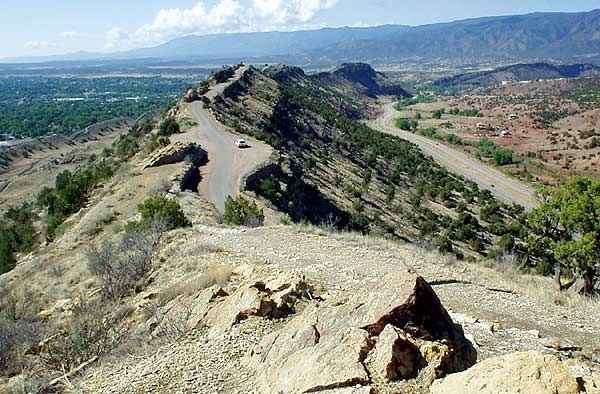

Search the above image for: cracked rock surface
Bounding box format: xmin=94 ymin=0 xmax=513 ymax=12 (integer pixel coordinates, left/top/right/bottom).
xmin=250 ymin=267 xmax=476 ymax=393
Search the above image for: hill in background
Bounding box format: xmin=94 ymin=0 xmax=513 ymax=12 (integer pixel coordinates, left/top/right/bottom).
xmin=434 ymin=62 xmax=600 ymax=89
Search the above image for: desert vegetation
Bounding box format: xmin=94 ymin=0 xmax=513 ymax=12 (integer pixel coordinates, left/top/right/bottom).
xmin=212 ymin=66 xmax=531 ymax=261
xmin=0 ymin=204 xmax=37 ymax=274
xmin=396 ymin=74 xmax=600 ymax=184
xmin=37 ymin=160 xmax=117 ymax=239
xmin=0 ymin=111 xmax=184 ymax=276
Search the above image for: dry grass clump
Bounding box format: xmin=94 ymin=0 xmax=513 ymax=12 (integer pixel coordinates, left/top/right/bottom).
xmin=0 ymin=287 xmax=44 ymax=379
xmin=158 ymin=265 xmax=233 ymax=305
xmin=149 ymin=178 xmax=172 ymax=197
xmin=468 ymin=255 xmax=600 ymax=317
xmin=83 ymin=208 xmax=117 ymax=237
xmin=41 ymin=299 xmax=123 ymax=372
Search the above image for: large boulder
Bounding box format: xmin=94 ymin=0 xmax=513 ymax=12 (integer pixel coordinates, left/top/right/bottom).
xmin=250 ymin=267 xmax=476 ymax=393
xmin=429 ymin=351 xmax=581 ymax=394
xmin=185 ymin=285 xmax=229 ymax=330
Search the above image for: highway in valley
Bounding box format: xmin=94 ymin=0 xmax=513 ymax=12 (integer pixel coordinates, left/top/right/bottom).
xmin=368 ymin=102 xmax=539 ymax=210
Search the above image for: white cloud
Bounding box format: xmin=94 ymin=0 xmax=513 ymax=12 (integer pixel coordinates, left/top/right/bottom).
xmin=58 ymin=31 xmax=87 ymax=39
xmin=24 ymin=40 xmax=57 ymax=50
xmin=105 ymin=27 xmax=131 ymax=49
xmin=106 ymin=0 xmax=338 ymax=49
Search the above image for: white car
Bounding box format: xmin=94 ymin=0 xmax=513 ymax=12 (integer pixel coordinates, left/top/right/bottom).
xmin=235 ymin=139 xmax=249 ymax=148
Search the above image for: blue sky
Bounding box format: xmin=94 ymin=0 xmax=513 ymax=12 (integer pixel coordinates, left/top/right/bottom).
xmin=1 ymin=0 xmax=598 ymax=58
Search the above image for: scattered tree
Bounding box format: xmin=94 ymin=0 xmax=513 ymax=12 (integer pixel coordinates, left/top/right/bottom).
xmin=158 ymin=117 xmax=180 ymax=136
xmin=526 ymin=177 xmax=600 ymax=295
xmin=129 ymin=197 xmax=191 ymax=231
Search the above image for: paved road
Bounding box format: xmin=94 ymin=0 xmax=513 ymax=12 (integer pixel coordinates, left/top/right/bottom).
xmin=367 ymin=102 xmax=539 ymax=210
xmin=179 ymin=68 xmax=272 ymax=212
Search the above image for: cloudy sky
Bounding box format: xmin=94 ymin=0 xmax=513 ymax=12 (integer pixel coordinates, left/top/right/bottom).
xmin=1 ymin=0 xmax=598 ymax=58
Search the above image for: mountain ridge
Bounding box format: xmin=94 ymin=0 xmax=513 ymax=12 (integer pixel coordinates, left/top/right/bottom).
xmin=3 ymin=9 xmax=599 ymax=66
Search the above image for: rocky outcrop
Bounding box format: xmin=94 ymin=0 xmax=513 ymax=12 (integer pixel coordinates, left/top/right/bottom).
xmin=189 ymin=275 xmax=313 ymax=337
xmin=250 ymin=266 xmax=476 ymax=393
xmin=141 ymin=142 xmax=206 ymax=169
xmin=430 ymin=351 xmax=581 ymax=394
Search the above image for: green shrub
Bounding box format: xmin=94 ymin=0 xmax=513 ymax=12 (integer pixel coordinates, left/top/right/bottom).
xmin=223 ymin=196 xmax=264 ymax=227
xmin=259 ymin=178 xmax=280 ymax=199
xmin=213 ymin=67 xmax=235 ymax=83
xmin=158 ymin=117 xmax=180 ymax=136
xmin=449 ymin=108 xmax=482 ymax=117
xmin=469 ymin=238 xmax=485 ymax=253
xmin=396 ymin=118 xmax=417 ymax=131
xmin=498 ymin=234 xmax=516 ymax=252
xmin=493 ymin=148 xmax=517 ymax=166
xmin=394 ymin=94 xmax=436 ymax=109
xmin=0 ymin=204 xmax=38 ymax=274
xmin=452 ymin=212 xmax=480 ymax=242
xmin=436 ymin=235 xmax=454 ymax=254
xmin=113 ymin=122 xmax=154 ymax=160
xmin=0 ymin=234 xmax=15 ymax=275
xmin=419 ymin=220 xmax=438 ymax=238
xmin=130 ymin=197 xmax=191 ymax=231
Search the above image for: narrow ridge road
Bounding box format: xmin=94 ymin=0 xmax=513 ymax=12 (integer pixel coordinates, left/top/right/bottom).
xmin=368 ymin=102 xmax=539 ymax=210
xmin=174 ymin=67 xmax=273 ymax=212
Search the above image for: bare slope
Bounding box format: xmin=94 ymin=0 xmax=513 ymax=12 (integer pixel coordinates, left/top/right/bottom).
xmin=74 ymin=224 xmax=600 ymax=393
xmin=0 ymin=118 xmax=132 ymax=209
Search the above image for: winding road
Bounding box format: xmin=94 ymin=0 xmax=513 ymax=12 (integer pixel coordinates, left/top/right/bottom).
xmin=180 ymin=69 xmax=537 ymax=212
xmin=175 ymin=67 xmax=272 ymax=212
xmin=368 ymin=102 xmax=539 ymax=210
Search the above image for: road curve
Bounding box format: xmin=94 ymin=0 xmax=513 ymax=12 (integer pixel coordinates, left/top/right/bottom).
xmin=367 ymin=102 xmax=539 ymax=210
xmin=173 ymin=66 xmax=272 ymax=212
xmin=185 ymin=102 xmax=272 ymax=212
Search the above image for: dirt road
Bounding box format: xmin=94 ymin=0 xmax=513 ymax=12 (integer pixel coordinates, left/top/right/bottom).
xmin=176 ymin=68 xmax=272 ymax=212
xmin=368 ymin=102 xmax=539 ymax=210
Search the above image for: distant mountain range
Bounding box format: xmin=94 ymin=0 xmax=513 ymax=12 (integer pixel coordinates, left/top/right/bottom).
xmin=3 ymin=9 xmax=600 ymax=66
xmin=433 ymin=63 xmax=600 ymax=88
